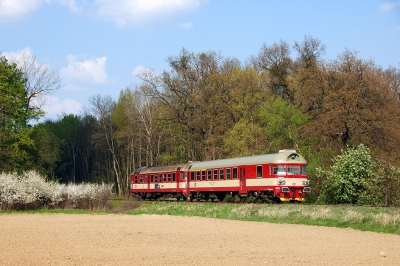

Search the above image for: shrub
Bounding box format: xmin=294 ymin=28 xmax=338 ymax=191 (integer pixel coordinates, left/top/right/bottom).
xmin=0 ymin=171 xmax=113 ymax=210
xmin=317 ymin=144 xmax=373 ymax=204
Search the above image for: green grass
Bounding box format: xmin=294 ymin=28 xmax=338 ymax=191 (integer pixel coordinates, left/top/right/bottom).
xmin=124 ymin=202 xmax=400 ymax=235
xmin=2 ymin=201 xmax=399 ymax=235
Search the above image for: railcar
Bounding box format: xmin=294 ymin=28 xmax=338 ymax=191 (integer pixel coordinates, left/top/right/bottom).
xmin=130 ymin=149 xmax=311 ymax=202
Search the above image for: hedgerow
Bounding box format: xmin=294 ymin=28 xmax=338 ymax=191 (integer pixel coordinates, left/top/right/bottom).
xmin=0 ymin=171 xmax=113 ymax=210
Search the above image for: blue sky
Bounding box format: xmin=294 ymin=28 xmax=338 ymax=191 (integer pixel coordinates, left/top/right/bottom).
xmin=1 ymin=0 xmax=399 ymax=121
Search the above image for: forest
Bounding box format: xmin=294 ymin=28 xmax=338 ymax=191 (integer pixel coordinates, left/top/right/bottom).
xmin=1 ymin=36 xmax=400 ymax=205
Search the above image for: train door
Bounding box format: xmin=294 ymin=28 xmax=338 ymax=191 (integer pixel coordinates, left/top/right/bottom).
xmin=239 ymin=166 xmax=247 ymax=195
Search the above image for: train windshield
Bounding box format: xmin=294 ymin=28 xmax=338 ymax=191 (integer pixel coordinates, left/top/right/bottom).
xmin=273 ymin=165 xmax=286 ymax=175
xmin=288 ymin=165 xmax=300 ymax=175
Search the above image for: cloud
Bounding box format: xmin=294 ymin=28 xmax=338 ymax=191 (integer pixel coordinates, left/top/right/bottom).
xmin=379 ymin=1 xmax=400 ymax=12
xmin=2 ymin=47 xmax=34 ymax=61
xmin=179 ymin=22 xmax=193 ymax=29
xmin=42 ymin=95 xmax=83 ymax=119
xmin=132 ymin=65 xmax=156 ymax=80
xmin=57 ymin=0 xmax=80 ymax=12
xmin=0 ymin=0 xmax=47 ymax=22
xmin=0 ymin=0 xmax=79 ymax=22
xmin=132 ymin=65 xmax=146 ymax=76
xmin=93 ymin=0 xmax=208 ymax=26
xmin=60 ymin=55 xmax=109 ymax=84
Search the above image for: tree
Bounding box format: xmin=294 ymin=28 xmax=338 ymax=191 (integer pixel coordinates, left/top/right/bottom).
xmin=251 ymin=40 xmax=294 ymax=101
xmin=7 ymin=51 xmax=62 ymax=119
xmin=317 ymin=144 xmax=373 ymax=204
xmin=259 ymin=98 xmax=311 ymax=153
xmin=0 ymin=56 xmax=39 ymax=171
xmin=30 ymin=121 xmax=62 ymax=180
xmin=139 ymin=49 xmax=238 ymax=161
xmin=90 ymin=94 xmax=124 ymax=195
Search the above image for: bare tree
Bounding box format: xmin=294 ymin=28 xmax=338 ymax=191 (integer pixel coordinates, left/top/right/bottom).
xmin=89 ymin=94 xmax=123 ymax=195
xmin=9 ymin=51 xmax=62 ymax=115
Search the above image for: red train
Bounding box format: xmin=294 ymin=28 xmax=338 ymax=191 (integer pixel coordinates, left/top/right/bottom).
xmin=130 ymin=149 xmax=311 ymax=202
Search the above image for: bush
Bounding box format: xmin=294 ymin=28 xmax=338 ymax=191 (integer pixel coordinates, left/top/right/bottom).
xmin=317 ymin=144 xmax=373 ymax=204
xmin=0 ymin=171 xmax=113 ymax=210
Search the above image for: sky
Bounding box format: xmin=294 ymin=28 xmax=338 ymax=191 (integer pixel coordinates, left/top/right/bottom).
xmin=1 ymin=0 xmax=400 ymax=121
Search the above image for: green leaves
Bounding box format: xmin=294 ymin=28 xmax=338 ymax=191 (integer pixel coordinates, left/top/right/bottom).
xmin=318 ymin=144 xmax=373 ymax=204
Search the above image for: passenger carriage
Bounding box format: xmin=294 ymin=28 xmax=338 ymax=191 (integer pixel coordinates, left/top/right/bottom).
xmin=130 ymin=149 xmax=310 ymax=202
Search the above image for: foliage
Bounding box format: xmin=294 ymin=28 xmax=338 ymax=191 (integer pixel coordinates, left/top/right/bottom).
xmin=0 ymin=171 xmax=113 ymax=210
xmin=317 ymin=144 xmax=373 ymax=204
xmin=358 ymin=162 xmax=400 ymax=206
xmin=259 ymin=98 xmax=311 ymax=152
xmin=0 ymin=56 xmax=39 ymax=172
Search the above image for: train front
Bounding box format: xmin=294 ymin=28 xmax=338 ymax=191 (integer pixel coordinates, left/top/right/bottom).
xmin=271 ymin=150 xmax=311 ymax=202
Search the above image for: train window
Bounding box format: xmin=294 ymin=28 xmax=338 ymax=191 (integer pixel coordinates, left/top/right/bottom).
xmin=134 ymin=176 xmax=138 ymax=184
xmin=183 ymin=172 xmax=187 ymax=180
xmin=172 ymin=173 xmax=176 ymax=182
xmin=301 ymin=165 xmax=307 ymax=175
xmin=257 ymin=165 xmax=262 ymax=178
xmin=288 ymin=166 xmax=300 ymax=175
xmin=226 ymin=168 xmax=231 ymax=180
xmin=155 ymin=174 xmax=158 ymax=183
xmin=191 ymin=172 xmax=195 ymax=181
xmin=164 ymin=173 xmax=167 ymax=183
xmin=168 ymin=173 xmax=171 ymax=182
xmin=273 ymin=165 xmax=286 ymax=175
xmin=219 ymin=169 xmax=224 ymax=180
xmin=202 ymin=170 xmax=206 ymax=181
xmin=207 ymin=170 xmax=212 ymax=180
xmin=150 ymin=174 xmax=154 ymax=183
xmin=196 ymin=171 xmax=201 ymax=181
xmin=233 ymin=168 xmax=238 ymax=179
xmin=140 ymin=175 xmax=143 ymax=183
xmin=213 ymin=169 xmax=218 ymax=180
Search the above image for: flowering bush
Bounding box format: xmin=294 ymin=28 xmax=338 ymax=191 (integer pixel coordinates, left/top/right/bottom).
xmin=0 ymin=171 xmax=113 ymax=210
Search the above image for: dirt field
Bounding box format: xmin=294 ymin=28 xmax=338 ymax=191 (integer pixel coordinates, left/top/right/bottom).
xmin=1 ymin=214 xmax=399 ymax=265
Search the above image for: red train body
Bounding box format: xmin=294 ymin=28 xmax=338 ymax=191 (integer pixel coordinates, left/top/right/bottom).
xmin=130 ymin=149 xmax=311 ymax=202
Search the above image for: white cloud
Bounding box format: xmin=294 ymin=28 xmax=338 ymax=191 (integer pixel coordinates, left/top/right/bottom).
xmin=379 ymin=1 xmax=400 ymax=12
xmin=0 ymin=0 xmax=47 ymax=21
xmin=94 ymin=0 xmax=208 ymax=26
xmin=179 ymin=22 xmax=193 ymax=29
xmin=60 ymin=55 xmax=109 ymax=84
xmin=2 ymin=47 xmax=33 ymax=61
xmin=132 ymin=65 xmax=156 ymax=80
xmin=132 ymin=65 xmax=146 ymax=76
xmin=42 ymin=95 xmax=83 ymax=119
xmin=57 ymin=0 xmax=80 ymax=12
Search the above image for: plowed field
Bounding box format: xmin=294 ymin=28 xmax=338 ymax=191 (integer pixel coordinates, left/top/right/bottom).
xmin=1 ymin=214 xmax=399 ymax=265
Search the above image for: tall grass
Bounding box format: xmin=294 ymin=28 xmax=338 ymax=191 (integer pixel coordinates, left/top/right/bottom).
xmin=125 ymin=202 xmax=400 ymax=235
xmin=0 ymin=171 xmax=113 ymax=210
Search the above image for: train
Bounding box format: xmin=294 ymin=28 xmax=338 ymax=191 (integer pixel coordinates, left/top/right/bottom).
xmin=130 ymin=149 xmax=311 ymax=202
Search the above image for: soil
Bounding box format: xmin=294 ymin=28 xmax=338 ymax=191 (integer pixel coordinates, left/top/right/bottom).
xmin=1 ymin=213 xmax=399 ymax=265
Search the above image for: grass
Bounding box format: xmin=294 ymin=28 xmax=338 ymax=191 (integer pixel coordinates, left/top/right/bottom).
xmin=2 ymin=200 xmax=399 ymax=235
xmin=123 ymin=201 xmax=400 ymax=235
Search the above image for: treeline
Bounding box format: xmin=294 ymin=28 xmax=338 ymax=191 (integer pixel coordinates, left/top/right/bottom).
xmin=1 ymin=36 xmax=400 ymax=202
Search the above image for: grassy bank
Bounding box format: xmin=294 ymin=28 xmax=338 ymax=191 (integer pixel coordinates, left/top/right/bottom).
xmin=123 ymin=201 xmax=400 ymax=235
xmin=2 ymin=200 xmax=399 ymax=235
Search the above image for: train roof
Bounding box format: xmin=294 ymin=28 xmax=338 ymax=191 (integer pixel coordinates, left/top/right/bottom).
xmin=188 ymin=150 xmax=306 ymax=171
xmin=133 ymin=163 xmax=191 ymax=174
xmin=132 ymin=150 xmax=306 ymax=175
